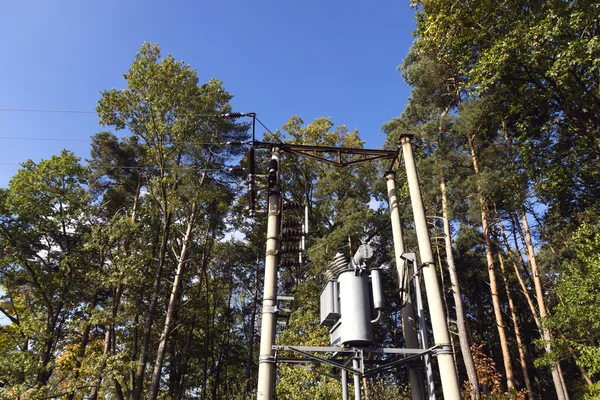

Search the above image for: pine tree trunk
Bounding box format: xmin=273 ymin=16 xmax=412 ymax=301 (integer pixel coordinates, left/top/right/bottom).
xmin=501 ymin=123 xmax=571 ymax=398
xmin=202 ymin=264 xmax=211 ymax=400
xmin=504 ymin=218 xmax=590 ymax=391
xmin=560 ymin=332 xmax=593 ymax=386
xmin=440 ymin=172 xmax=480 ymax=398
xmin=467 ymin=134 xmax=515 ymax=390
xmin=435 ymin=241 xmax=458 ymax=372
xmin=520 ymin=212 xmax=569 ymax=400
xmin=499 ymin=218 xmax=542 ymax=329
xmin=133 ymin=210 xmax=172 ymax=400
xmin=148 ymin=202 xmax=198 ymax=400
xmin=66 ymin=294 xmax=98 ymax=400
xmin=245 ymin=254 xmax=260 ymax=394
xmin=91 ymin=185 xmax=141 ymax=400
xmin=493 ymin=226 xmax=534 ymax=400
xmin=90 ymin=283 xmax=123 ymax=400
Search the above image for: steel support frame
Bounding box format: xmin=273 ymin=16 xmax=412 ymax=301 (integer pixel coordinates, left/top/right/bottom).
xmin=272 ymin=344 xmax=440 ymax=379
xmin=254 ymin=138 xmax=461 ymax=399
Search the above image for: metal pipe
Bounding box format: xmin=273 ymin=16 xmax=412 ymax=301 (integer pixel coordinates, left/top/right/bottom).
xmin=301 ymin=202 xmax=308 ymax=264
xmin=370 ymin=309 xmax=382 ymax=324
xmin=256 ymin=147 xmax=282 ymax=400
xmin=413 ymin=258 xmax=436 ymax=400
xmin=400 ymin=136 xmax=461 ymax=399
xmin=353 ymin=358 xmax=362 ymax=400
xmin=385 ymin=172 xmax=425 ymax=400
xmin=342 ymin=369 xmax=349 ymax=400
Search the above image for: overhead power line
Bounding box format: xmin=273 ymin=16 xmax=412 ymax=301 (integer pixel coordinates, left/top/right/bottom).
xmin=0 ymin=136 xmax=94 ymax=142
xmin=0 ymin=108 xmax=97 ymax=114
xmin=0 ymin=136 xmax=251 ymax=147
xmin=0 ymin=107 xmax=279 ymax=146
xmin=0 ymin=107 xmax=253 ymax=120
xmin=0 ymin=161 xmax=243 ymax=172
xmin=255 ymin=117 xmax=275 ymax=135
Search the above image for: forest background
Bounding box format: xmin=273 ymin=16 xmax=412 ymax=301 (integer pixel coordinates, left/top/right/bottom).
xmin=1 ymin=1 xmax=599 ymax=400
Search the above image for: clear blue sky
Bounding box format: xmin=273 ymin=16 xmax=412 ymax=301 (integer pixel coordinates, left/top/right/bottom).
xmin=0 ymin=0 xmax=416 ymax=187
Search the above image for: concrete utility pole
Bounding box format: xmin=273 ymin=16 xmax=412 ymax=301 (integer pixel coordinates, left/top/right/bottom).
xmin=400 ymin=135 xmax=461 ymax=399
xmin=385 ymin=172 xmax=425 ymax=400
xmin=256 ymin=147 xmax=282 ymax=400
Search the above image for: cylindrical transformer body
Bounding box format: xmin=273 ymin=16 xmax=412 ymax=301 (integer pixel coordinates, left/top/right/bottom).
xmin=338 ymin=270 xmax=373 ymax=346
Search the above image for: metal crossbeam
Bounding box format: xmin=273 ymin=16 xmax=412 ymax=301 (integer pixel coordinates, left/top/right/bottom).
xmin=253 ymin=141 xmax=398 ymax=167
xmin=273 ymin=344 xmax=439 ymax=379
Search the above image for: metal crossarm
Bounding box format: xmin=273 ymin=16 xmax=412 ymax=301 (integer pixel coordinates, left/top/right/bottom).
xmin=253 ymin=141 xmax=398 ymax=167
xmin=272 ymin=344 xmax=438 ymax=379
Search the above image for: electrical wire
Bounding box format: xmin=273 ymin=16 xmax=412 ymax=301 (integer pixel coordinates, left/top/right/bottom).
xmin=0 ymin=136 xmax=99 ymax=143
xmin=0 ymin=108 xmax=96 ymax=114
xmin=0 ymin=108 xmax=279 ymax=145
xmin=0 ymin=107 xmax=223 ymax=118
xmin=255 ymin=116 xmax=275 ymax=136
xmin=0 ymin=161 xmax=242 ymax=172
xmin=0 ymin=107 xmax=264 ymax=144
xmin=0 ymin=136 xmax=250 ymax=147
xmin=0 ymin=108 xmax=264 ymax=128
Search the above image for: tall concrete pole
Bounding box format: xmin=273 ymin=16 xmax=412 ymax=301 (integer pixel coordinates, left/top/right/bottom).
xmin=400 ymin=135 xmax=461 ymax=399
xmin=257 ymin=147 xmax=282 ymax=400
xmin=385 ymin=172 xmax=425 ymax=400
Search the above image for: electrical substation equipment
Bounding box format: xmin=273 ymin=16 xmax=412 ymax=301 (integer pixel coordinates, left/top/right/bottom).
xmin=320 ymin=244 xmax=384 ymax=347
xmin=233 ymin=113 xmax=462 ymax=400
xmin=246 ymin=147 xmax=256 ymax=215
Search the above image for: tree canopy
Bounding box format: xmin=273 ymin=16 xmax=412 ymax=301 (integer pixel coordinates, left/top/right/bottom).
xmin=1 ymin=4 xmax=600 ymax=396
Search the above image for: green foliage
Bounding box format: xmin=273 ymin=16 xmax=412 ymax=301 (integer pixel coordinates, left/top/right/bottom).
xmin=412 ymin=0 xmax=600 ymax=229
xmin=539 ymin=223 xmax=600 ymax=397
xmin=0 ymin=151 xmax=96 ymax=396
xmin=1 ymin=3 xmax=599 ymax=396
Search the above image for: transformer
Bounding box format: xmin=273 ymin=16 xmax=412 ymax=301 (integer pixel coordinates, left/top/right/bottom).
xmin=319 ymin=245 xmax=383 ymax=347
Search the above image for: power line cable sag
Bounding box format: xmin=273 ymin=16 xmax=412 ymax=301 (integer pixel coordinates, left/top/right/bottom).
xmin=0 ymin=161 xmax=244 ymax=172
xmin=0 ymin=107 xmax=278 ymax=143
xmin=0 ymin=108 xmax=220 ymax=116
xmin=0 ymin=136 xmax=250 ymax=147
xmin=0 ymin=108 xmax=262 ymax=122
xmin=0 ymin=108 xmax=97 ymax=114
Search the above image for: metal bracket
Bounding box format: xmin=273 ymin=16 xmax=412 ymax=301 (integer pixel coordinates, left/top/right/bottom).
xmin=258 ymin=355 xmax=276 ymax=364
xmin=433 ymin=344 xmax=453 ymax=356
xmin=263 ymin=306 xmax=279 ymax=314
xmin=271 ymin=344 xmax=439 ymax=379
xmin=400 ymin=252 xmax=416 ymax=263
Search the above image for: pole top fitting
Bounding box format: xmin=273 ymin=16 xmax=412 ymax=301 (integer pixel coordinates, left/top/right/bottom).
xmin=399 ymin=134 xmax=414 ymax=145
xmin=384 ymin=170 xmax=395 ymax=179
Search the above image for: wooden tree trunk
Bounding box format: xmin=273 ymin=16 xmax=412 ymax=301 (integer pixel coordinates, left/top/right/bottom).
xmin=66 ymin=294 xmax=98 ymax=400
xmin=520 ymin=212 xmax=569 ymax=400
xmin=434 ymin=241 xmax=458 ymax=372
xmin=493 ymin=227 xmax=534 ymax=400
xmin=245 ymin=255 xmax=260 ymax=394
xmin=467 ymin=134 xmax=515 ymax=390
xmin=440 ymin=171 xmax=481 ymax=398
xmin=91 ymin=184 xmax=142 ymax=400
xmin=133 ymin=210 xmax=172 ymax=400
xmin=148 ymin=202 xmax=198 ymax=400
xmin=501 ymin=122 xmax=572 ymax=398
xmin=202 ymin=265 xmax=211 ymax=400
xmin=90 ymin=284 xmax=123 ymax=400
xmin=499 ymin=219 xmax=541 ymax=329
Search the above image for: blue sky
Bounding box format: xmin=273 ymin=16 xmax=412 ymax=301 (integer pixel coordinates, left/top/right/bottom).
xmin=0 ymin=0 xmax=416 ymax=187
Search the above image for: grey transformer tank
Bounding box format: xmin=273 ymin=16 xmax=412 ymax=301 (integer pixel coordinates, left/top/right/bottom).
xmin=319 ymin=244 xmax=384 ymax=347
